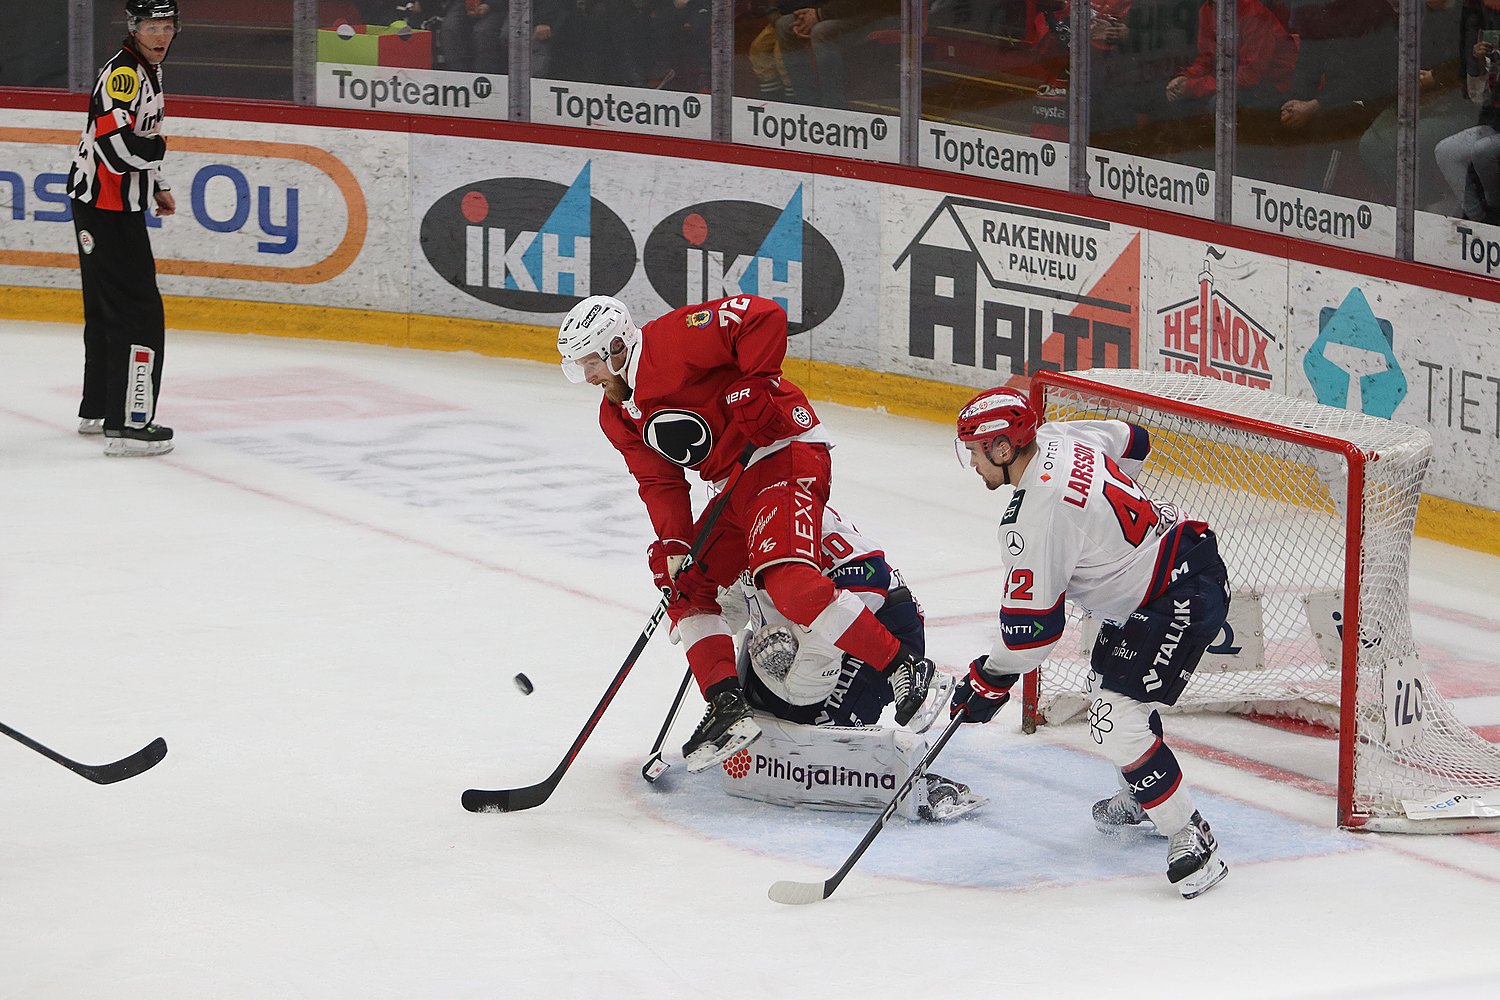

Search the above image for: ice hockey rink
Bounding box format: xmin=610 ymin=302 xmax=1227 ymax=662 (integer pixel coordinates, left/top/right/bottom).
xmin=3 ymin=319 xmax=1498 ymax=999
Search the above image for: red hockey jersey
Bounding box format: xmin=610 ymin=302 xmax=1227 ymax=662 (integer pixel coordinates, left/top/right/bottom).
xmin=599 ymin=294 xmax=828 ymax=546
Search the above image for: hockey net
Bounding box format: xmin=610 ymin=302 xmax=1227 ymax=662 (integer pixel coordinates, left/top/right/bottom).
xmin=1020 ymin=369 xmax=1500 ymax=832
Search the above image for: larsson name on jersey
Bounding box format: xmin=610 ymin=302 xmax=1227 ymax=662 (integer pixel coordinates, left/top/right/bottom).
xmin=1064 ymin=443 xmax=1096 ymax=508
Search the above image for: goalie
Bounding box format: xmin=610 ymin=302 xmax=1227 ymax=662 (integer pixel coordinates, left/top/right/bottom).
xmin=713 ymin=505 xmax=986 ymax=823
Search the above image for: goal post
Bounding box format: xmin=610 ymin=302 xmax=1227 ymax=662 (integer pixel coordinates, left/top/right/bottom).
xmin=1019 ymin=369 xmax=1500 ymax=832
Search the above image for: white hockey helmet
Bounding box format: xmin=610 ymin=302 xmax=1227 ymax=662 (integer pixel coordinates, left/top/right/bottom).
xmin=557 ymin=295 xmax=638 ymax=383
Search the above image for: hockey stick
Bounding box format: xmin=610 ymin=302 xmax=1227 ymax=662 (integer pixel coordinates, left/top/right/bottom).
xmin=640 ymin=666 xmax=694 ymax=783
xmin=767 ymin=704 xmax=969 ymax=905
xmin=0 ymin=721 xmax=168 ymax=784
xmin=463 ymin=445 xmax=757 ymax=813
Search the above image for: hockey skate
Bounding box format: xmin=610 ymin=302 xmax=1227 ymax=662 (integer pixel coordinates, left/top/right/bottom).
xmin=103 ymin=423 xmax=174 ymax=457
xmin=1092 ymin=786 xmax=1161 ymax=836
xmin=904 ymin=670 xmax=957 ymax=734
xmin=918 ymin=772 xmax=988 ymax=822
xmin=78 ymin=417 xmax=104 ymax=435
xmin=1166 ymin=810 xmax=1228 ymax=899
xmin=683 ymin=685 xmax=761 ymax=773
xmin=888 ymin=648 xmax=935 ymax=727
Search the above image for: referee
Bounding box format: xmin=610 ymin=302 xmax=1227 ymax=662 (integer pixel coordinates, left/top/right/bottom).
xmin=67 ymin=1 xmax=180 ymax=457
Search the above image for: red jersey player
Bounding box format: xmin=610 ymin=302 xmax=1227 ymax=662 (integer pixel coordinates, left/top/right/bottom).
xmin=557 ymin=293 xmax=935 ymax=772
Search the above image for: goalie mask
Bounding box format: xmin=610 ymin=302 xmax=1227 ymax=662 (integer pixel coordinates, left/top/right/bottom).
xmin=558 ymin=295 xmax=638 ymax=384
xmin=955 ymin=386 xmax=1039 ymax=481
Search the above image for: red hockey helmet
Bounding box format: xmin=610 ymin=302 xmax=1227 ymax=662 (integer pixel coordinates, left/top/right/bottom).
xmin=956 ymin=387 xmax=1039 ymax=450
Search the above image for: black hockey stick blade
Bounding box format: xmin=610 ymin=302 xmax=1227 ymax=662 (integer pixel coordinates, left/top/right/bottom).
xmin=766 ymin=705 xmax=969 ymax=905
xmin=641 ymin=754 xmax=670 ymax=783
xmin=461 ymin=776 xmax=556 ymax=813
xmin=640 ymin=666 xmax=695 ymax=785
xmin=0 ymin=721 xmax=168 ymax=784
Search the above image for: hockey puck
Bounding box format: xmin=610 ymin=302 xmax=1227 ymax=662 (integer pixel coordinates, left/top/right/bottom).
xmin=513 ymin=672 xmax=534 ymax=696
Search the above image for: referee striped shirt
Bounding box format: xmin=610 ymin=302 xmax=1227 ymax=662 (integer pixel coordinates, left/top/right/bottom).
xmin=66 ymin=42 xmax=168 ymax=212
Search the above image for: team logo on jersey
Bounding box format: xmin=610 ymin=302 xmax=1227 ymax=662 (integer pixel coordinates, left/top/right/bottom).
xmin=642 ymin=186 xmax=843 ymax=334
xmin=420 ymin=163 xmax=634 ymax=312
xmin=77 ymin=230 xmax=95 ymax=255
xmin=790 ymin=405 xmax=813 ymax=429
xmin=642 ymin=409 xmax=713 ymax=468
xmin=685 ymin=310 xmax=712 ymax=327
xmin=107 ymin=67 xmax=140 ymax=101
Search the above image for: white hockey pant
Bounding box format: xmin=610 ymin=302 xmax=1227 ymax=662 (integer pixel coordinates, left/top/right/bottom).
xmin=1086 ymin=671 xmax=1197 ymax=836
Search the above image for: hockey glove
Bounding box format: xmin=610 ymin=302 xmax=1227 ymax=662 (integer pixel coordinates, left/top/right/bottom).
xmin=950 ymin=655 xmax=1020 ymax=723
xmin=724 ymin=376 xmax=804 ymax=448
xmin=648 ymin=539 xmax=691 ymax=596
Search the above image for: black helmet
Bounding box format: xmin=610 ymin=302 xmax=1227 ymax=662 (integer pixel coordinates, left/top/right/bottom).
xmin=126 ymin=1 xmax=179 ymax=32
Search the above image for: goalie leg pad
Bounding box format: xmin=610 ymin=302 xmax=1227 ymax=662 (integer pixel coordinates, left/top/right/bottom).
xmin=719 ymin=714 xmax=932 ymax=819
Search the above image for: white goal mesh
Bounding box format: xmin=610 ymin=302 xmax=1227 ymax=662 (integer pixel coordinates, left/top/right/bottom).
xmin=1022 ymin=370 xmax=1500 ymax=832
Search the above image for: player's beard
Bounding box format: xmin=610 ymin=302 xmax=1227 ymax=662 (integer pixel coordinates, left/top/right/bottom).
xmin=601 ymin=372 xmax=632 ymax=406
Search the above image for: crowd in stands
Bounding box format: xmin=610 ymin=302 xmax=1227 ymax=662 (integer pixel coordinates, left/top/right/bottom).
xmin=352 ymin=0 xmax=712 ymax=90
xmin=340 ymin=0 xmax=1500 ymax=220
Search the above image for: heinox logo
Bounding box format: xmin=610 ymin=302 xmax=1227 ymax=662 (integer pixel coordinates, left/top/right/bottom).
xmin=642 ymin=185 xmax=843 ymax=334
xmin=420 ymin=162 xmax=634 ymax=312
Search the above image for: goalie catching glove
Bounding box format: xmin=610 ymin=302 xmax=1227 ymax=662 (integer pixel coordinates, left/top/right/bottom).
xmin=950 ymin=655 xmax=1020 ymax=723
xmin=724 ymin=376 xmax=805 ymax=448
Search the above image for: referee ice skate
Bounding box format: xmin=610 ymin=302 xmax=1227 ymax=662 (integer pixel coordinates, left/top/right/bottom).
xmin=66 ymin=0 xmax=181 ymax=456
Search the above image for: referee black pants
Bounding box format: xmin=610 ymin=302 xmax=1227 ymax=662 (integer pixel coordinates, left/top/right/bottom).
xmin=72 ymin=199 xmax=165 ymax=431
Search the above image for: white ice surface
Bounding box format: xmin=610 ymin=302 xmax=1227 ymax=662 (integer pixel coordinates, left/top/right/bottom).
xmin=2 ymin=322 xmax=1499 ymax=999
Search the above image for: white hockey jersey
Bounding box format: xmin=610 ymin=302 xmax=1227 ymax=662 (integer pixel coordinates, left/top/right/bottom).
xmin=986 ymin=419 xmax=1204 ymax=676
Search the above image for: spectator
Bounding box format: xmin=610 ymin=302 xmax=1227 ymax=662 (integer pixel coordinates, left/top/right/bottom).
xmin=1434 ymin=0 xmax=1500 ymax=221
xmin=746 ymin=0 xmax=799 ymax=101
xmin=1150 ymin=0 xmax=1298 ymax=178
xmin=1280 ymin=0 xmax=1400 ymax=196
xmin=435 ymin=0 xmax=562 ymax=76
xmin=1032 ymin=0 xmax=1135 ymax=136
xmin=655 ymin=0 xmax=713 ymax=91
xmin=774 ymin=0 xmax=900 ymax=109
xmin=1359 ymin=0 xmax=1468 ymax=212
xmin=561 ymin=0 xmax=663 ymax=89
xmin=1164 ymin=0 xmax=1296 ymax=112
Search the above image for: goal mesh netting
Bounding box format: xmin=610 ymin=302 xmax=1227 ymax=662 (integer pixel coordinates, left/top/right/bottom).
xmin=1021 ymin=370 xmax=1500 ymax=831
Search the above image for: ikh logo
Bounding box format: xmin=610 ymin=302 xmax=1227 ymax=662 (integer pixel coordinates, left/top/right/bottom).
xmin=1155 ymin=249 xmax=1277 ymax=388
xmin=420 ymin=163 xmax=634 ymax=312
xmin=1304 ymin=288 xmax=1407 ymax=418
xmin=642 ymin=185 xmax=843 ymax=334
